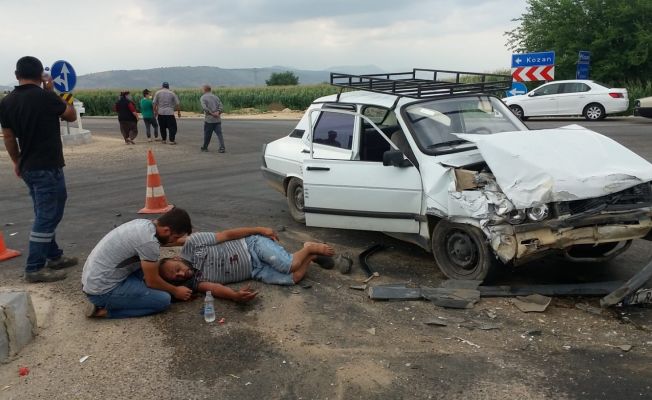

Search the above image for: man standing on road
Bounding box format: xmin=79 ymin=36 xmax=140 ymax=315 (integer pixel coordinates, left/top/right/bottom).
xmin=81 ymin=207 xmax=194 ymax=318
xmin=199 ymin=84 xmax=225 ymax=153
xmin=0 ymin=56 xmax=78 ymax=283
xmin=153 ymin=82 xmax=181 ymax=145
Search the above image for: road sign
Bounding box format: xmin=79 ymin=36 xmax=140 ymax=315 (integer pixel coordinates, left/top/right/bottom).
xmin=50 ymin=60 xmax=77 ymax=93
xmin=505 ymin=82 xmax=528 ymax=97
xmin=578 ymin=50 xmax=591 ymax=64
xmin=512 ymin=66 xmax=554 ymax=82
xmin=511 ymin=51 xmax=555 ymax=82
xmin=576 ymin=63 xmax=590 ymax=80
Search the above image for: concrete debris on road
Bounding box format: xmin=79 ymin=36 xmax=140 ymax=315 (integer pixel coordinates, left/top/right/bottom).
xmin=511 ymin=294 xmax=552 ymax=313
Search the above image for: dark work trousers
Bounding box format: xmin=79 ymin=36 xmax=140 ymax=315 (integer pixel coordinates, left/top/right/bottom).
xmin=202 ymin=122 xmax=225 ymax=150
xmin=157 ymin=115 xmax=177 ymax=142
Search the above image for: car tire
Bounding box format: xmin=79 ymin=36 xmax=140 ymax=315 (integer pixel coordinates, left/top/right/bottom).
xmin=286 ymin=178 xmax=306 ymax=223
xmin=431 ymin=220 xmax=496 ymax=281
xmin=583 ymin=103 xmax=605 ymax=120
xmin=509 ymin=105 xmax=527 ymax=120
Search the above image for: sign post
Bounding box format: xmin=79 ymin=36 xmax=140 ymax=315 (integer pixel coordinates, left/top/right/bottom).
xmin=50 ymin=60 xmax=77 ymax=135
xmin=511 ymin=51 xmax=555 ymax=82
xmin=576 ymin=50 xmax=591 ymax=79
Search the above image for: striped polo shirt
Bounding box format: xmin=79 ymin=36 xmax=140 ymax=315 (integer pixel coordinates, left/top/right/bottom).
xmin=180 ymin=232 xmax=252 ymax=284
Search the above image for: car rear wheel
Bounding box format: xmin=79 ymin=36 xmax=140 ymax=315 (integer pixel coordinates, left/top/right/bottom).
xmin=431 ymin=220 xmax=496 ymax=281
xmin=583 ymin=103 xmax=605 ymax=120
xmin=286 ymin=178 xmax=305 ymax=223
xmin=509 ymin=105 xmax=527 ymax=120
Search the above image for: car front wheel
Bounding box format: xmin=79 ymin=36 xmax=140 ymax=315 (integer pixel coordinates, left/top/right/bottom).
xmin=583 ymin=103 xmax=605 ymax=120
xmin=509 ymin=105 xmax=526 ymax=120
xmin=431 ymin=220 xmax=496 ymax=281
xmin=286 ymin=178 xmax=306 ymax=223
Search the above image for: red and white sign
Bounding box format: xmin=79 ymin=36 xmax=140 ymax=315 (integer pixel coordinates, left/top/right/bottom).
xmin=511 ymin=66 xmax=554 ymax=82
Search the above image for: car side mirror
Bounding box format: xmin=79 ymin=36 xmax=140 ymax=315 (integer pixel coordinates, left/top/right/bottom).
xmin=528 ymin=92 xmax=535 ymax=97
xmin=383 ymin=149 xmax=411 ymax=167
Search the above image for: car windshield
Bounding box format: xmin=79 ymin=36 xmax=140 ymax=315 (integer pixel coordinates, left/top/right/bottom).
xmin=404 ymin=95 xmax=527 ymax=154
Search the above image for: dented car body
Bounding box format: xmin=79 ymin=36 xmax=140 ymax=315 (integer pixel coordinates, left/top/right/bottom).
xmin=261 ymin=70 xmax=652 ymax=280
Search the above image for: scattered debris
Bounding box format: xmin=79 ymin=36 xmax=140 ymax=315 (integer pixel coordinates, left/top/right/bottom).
xmin=606 ymin=344 xmax=632 ymax=352
xmin=363 ymin=272 xmax=380 ymax=284
xmin=18 ymin=367 xmax=29 ymax=377
xmin=480 ymin=281 xmax=622 ymax=297
xmin=276 ymin=225 xmax=286 ymax=232
xmin=512 ymin=294 xmax=552 ymax=313
xmin=440 ymin=280 xmax=482 ymax=290
xmin=562 ymin=345 xmax=572 ymax=350
xmin=575 ymin=302 xmax=603 ymax=315
xmin=300 ymin=281 xmax=313 ymax=289
xmin=452 ymin=336 xmax=480 ymax=348
xmin=218 ymin=318 xmax=226 ymax=324
xmin=424 ymin=318 xmax=449 ymax=327
xmin=601 ymin=257 xmax=652 ymax=307
xmin=245 ymin=381 xmax=252 ymax=386
xmin=4 ymin=222 xmax=14 ymax=226
xmin=79 ymin=355 xmax=90 ymax=363
xmin=525 ymin=329 xmax=542 ymax=337
xmin=349 ymin=284 xmax=367 ymax=291
xmin=9 ymin=232 xmax=17 ymax=236
xmin=622 ymin=288 xmax=652 ymax=306
xmin=114 ymin=213 xmax=122 ymax=217
xmin=422 ymin=288 xmax=480 ymax=309
xmin=358 ymin=244 xmax=387 ymax=277
xmin=290 ymin=289 xmax=301 ymax=294
xmin=366 ymin=327 xmax=376 ymax=335
xmin=2 ymin=385 xmax=10 ymax=390
xmin=367 ymin=284 xmax=421 ymax=300
xmin=229 ymin=374 xmax=240 ymax=379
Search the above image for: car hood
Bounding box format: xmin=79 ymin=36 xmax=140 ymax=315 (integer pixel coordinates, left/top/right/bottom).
xmin=455 ymin=125 xmax=652 ymax=208
xmin=502 ymin=94 xmax=527 ymax=104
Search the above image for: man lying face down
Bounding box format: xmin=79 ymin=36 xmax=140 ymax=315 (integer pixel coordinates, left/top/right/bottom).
xmin=158 ymin=226 xmax=348 ymax=302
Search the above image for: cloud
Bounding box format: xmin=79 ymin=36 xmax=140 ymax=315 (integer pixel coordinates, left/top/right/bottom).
xmin=0 ymin=0 xmax=525 ymax=85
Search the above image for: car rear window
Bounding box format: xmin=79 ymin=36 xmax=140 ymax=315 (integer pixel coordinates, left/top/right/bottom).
xmin=313 ymin=111 xmax=354 ymax=150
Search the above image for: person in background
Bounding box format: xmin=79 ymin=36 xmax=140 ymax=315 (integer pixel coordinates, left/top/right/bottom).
xmin=140 ymin=89 xmax=158 ymax=142
xmin=114 ymin=91 xmax=138 ymax=144
xmin=199 ymin=84 xmax=225 ymax=153
xmin=0 ymin=56 xmax=78 ymax=283
xmin=153 ymin=82 xmax=180 ymax=145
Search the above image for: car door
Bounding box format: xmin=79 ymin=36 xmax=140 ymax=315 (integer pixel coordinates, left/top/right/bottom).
xmin=303 ymin=109 xmax=423 ymax=233
xmin=524 ymin=82 xmax=562 ymax=116
xmin=557 ymin=82 xmax=591 ymax=115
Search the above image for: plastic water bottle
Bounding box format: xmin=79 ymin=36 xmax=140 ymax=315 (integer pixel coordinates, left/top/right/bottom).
xmin=204 ymin=291 xmax=216 ymax=323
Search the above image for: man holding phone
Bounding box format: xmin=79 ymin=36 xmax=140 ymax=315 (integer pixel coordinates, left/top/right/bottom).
xmin=0 ymin=56 xmax=78 ymax=283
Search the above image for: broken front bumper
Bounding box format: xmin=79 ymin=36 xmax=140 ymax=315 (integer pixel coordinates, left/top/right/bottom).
xmin=488 ymin=208 xmax=652 ymax=264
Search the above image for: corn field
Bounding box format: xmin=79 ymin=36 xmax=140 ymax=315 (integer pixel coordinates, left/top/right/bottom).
xmin=74 ymin=85 xmax=339 ymax=116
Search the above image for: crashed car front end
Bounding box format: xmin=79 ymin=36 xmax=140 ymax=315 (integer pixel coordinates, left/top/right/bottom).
xmin=449 ymin=127 xmax=652 ymax=264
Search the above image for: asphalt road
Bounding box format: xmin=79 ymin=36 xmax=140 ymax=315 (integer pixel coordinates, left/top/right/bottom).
xmin=1 ymin=115 xmax=651 ymax=399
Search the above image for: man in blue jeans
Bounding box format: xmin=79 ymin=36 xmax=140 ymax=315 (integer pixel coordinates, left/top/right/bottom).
xmin=81 ymin=208 xmax=194 ymax=318
xmin=0 ymin=56 xmax=78 ymax=282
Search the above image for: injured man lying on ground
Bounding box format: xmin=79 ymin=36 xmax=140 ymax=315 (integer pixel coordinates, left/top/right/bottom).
xmin=158 ymin=226 xmax=352 ymax=302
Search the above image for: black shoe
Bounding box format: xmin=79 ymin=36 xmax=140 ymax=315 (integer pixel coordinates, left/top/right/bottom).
xmin=25 ymin=268 xmax=67 ymax=283
xmin=200 ymin=147 xmax=208 ymax=152
xmin=218 ymin=148 xmax=225 ymax=153
xmin=47 ymin=256 xmax=79 ymax=270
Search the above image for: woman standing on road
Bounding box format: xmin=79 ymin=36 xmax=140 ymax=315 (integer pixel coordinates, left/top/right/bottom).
xmin=140 ymin=89 xmax=159 ymax=142
xmin=114 ymin=91 xmax=139 ymax=144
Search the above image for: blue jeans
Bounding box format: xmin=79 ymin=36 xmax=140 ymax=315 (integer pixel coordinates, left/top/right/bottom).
xmin=21 ymin=168 xmax=67 ymax=273
xmin=86 ymin=269 xmax=171 ymax=318
xmin=203 ymin=122 xmax=224 ymax=149
xmin=245 ymin=235 xmax=294 ymax=285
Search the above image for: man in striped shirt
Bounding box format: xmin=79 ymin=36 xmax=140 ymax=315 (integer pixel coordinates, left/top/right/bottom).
xmin=159 ymin=226 xmax=339 ymax=302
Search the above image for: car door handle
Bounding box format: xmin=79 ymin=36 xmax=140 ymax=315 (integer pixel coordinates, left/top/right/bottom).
xmin=301 ymin=149 xmax=310 ymax=153
xmin=306 ymin=166 xmax=330 ymax=171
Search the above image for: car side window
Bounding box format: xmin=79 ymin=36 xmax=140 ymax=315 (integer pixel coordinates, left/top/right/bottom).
xmin=533 ymin=83 xmax=561 ymax=96
xmin=313 ymin=111 xmax=354 ymax=150
xmin=561 ymin=83 xmax=591 ymax=94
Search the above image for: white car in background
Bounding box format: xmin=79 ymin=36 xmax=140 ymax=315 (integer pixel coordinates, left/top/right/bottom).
xmin=503 ymin=80 xmax=628 ymax=121
xmin=634 ymin=96 xmax=652 ymax=118
xmin=261 ymin=69 xmax=652 ymax=281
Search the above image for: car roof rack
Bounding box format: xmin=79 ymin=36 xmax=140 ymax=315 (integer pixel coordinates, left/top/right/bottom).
xmin=330 ymin=68 xmax=512 ymax=100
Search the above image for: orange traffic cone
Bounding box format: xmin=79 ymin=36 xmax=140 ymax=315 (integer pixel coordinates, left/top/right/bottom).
xmin=138 ymin=149 xmax=174 ymax=214
xmin=0 ymin=231 xmax=21 ymax=261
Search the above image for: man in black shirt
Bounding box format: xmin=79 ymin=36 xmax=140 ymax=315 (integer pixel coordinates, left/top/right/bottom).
xmin=0 ymin=56 xmax=78 ymax=282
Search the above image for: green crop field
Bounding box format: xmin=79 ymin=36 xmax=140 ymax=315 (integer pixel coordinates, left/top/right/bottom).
xmin=74 ymin=85 xmax=340 ymax=116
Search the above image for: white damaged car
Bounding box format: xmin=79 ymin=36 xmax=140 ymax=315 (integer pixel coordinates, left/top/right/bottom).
xmin=261 ymin=69 xmax=652 ymax=280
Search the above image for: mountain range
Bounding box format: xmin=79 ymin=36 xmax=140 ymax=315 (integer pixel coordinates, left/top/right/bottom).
xmin=2 ymin=65 xmax=386 ymax=91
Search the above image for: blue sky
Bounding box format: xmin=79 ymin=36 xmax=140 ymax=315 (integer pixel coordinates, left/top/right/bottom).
xmin=0 ymin=0 xmax=527 ymax=84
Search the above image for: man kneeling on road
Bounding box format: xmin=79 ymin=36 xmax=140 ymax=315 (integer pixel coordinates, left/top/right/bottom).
xmin=158 ymin=227 xmax=349 ymax=302
xmin=82 ymin=207 xmax=194 ymax=318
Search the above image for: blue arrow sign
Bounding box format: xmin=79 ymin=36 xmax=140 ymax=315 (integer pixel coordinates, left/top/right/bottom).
xmin=578 ymin=50 xmax=591 ymax=64
xmin=50 ymin=60 xmax=77 ymax=93
xmin=511 ymin=51 xmax=555 ymax=68
xmin=505 ymin=82 xmax=528 ymax=97
xmin=576 ymin=63 xmax=590 ymax=80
